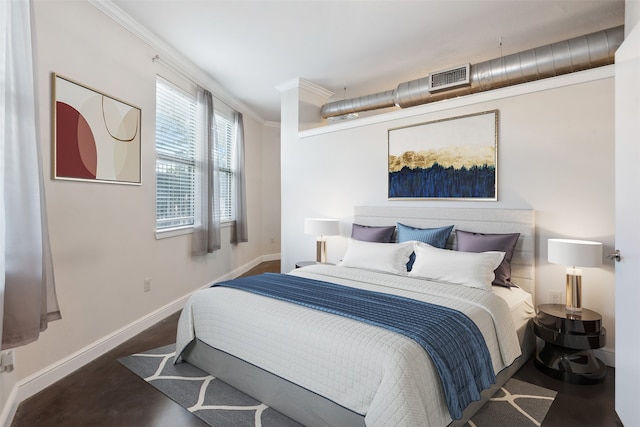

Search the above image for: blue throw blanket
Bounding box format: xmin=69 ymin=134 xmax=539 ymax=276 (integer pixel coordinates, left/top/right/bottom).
xmin=213 ymin=273 xmax=495 ymax=420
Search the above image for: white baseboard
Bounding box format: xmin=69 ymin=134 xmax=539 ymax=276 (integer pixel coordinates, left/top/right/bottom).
xmin=1 ymin=255 xmax=280 ymax=427
xmin=15 ymin=292 xmax=189 ymax=404
xmin=211 ymin=254 xmax=280 ymax=284
xmin=1 ymin=294 xmax=184 ymax=427
xmin=261 ymin=252 xmax=281 ymax=263
xmin=0 ymin=381 xmax=18 ymax=427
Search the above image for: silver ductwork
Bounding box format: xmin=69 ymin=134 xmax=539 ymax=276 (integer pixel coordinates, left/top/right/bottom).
xmin=321 ymin=26 xmax=624 ymax=119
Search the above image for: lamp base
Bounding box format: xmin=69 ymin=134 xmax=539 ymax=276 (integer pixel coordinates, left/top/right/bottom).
xmin=565 ymin=268 xmax=582 ymax=313
xmin=316 ymin=240 xmax=327 ymax=263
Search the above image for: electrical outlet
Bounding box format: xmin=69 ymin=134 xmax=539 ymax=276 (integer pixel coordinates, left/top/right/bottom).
xmin=144 ymin=277 xmax=151 ymax=293
xmin=1 ymin=350 xmax=15 ymax=372
xmin=549 ymin=291 xmax=562 ymax=304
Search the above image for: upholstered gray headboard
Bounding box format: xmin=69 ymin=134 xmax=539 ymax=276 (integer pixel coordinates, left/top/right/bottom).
xmin=353 ymin=206 xmax=536 ymax=295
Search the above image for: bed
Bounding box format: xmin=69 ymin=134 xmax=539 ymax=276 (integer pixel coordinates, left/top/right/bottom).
xmin=175 ymin=207 xmax=536 ymax=427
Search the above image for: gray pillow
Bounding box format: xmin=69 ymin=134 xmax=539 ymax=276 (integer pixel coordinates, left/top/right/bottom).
xmin=351 ymin=224 xmax=396 ymax=243
xmin=455 ymin=230 xmax=520 ymax=288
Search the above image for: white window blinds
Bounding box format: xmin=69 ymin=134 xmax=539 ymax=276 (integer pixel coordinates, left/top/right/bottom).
xmin=155 ymin=77 xmax=236 ymax=231
xmin=215 ymin=110 xmax=234 ymax=222
xmin=155 ymin=78 xmax=197 ymax=230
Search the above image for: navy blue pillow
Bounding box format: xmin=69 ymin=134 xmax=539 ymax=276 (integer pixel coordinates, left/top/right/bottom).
xmin=397 ymin=223 xmax=454 ymax=270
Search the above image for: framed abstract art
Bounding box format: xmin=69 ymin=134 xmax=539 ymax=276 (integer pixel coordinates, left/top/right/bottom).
xmin=388 ymin=110 xmax=498 ymax=200
xmin=53 ymin=73 xmax=141 ymax=185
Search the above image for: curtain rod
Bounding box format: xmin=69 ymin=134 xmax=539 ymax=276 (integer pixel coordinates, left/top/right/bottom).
xmin=152 ymin=54 xmax=235 ymax=112
xmin=152 ymin=54 xmax=199 ymax=86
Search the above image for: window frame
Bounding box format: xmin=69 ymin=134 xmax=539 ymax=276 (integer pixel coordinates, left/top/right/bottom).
xmin=214 ymin=106 xmax=236 ymax=224
xmin=154 ymin=76 xmax=237 ymax=238
xmin=155 ymin=77 xmax=197 ymax=234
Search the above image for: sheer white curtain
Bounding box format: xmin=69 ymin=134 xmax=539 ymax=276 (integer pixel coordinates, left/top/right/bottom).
xmin=192 ymin=87 xmax=221 ymax=255
xmin=230 ymin=112 xmax=248 ymax=244
xmin=1 ymin=0 xmax=61 ymax=350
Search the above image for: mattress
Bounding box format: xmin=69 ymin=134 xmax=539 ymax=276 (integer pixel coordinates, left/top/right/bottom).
xmin=492 ymin=284 xmax=535 ymax=342
xmin=175 ymin=264 xmax=528 ymax=427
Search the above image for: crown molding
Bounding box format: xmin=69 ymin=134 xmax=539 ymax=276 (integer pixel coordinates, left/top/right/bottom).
xmin=276 ymin=78 xmax=334 ymax=100
xmin=299 ymin=79 xmax=334 ymax=99
xmin=264 ymin=121 xmax=281 ymax=128
xmin=88 ymin=0 xmax=265 ymax=123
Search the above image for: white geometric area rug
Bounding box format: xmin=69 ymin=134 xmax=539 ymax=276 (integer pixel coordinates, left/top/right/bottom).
xmin=119 ymin=344 xmax=556 ymax=427
xmin=464 ymin=378 xmax=557 ymax=427
xmin=118 ymin=344 xmax=302 ymax=427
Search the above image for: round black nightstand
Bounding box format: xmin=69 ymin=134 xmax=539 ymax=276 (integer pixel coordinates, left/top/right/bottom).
xmin=533 ymin=303 xmax=606 ymax=384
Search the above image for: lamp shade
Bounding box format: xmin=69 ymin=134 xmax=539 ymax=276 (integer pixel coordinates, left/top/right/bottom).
xmin=548 ymin=238 xmax=603 ymax=267
xmin=304 ymin=218 xmax=340 ymax=236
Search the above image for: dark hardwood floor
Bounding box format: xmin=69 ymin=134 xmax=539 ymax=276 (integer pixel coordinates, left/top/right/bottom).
xmin=11 ymin=260 xmax=622 ymax=427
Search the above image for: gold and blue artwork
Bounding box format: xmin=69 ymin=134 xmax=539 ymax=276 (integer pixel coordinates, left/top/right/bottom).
xmin=388 ymin=110 xmax=497 ymax=200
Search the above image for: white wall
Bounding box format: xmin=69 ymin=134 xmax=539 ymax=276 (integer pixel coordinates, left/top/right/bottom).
xmin=626 ymin=0 xmax=640 ymax=36
xmin=1 ymin=0 xmax=281 ymax=423
xmin=280 ymin=70 xmax=616 ymax=365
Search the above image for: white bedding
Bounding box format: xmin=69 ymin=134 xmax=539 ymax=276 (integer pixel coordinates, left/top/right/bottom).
xmin=175 ymin=264 xmax=524 ymax=427
xmin=492 ymin=284 xmax=536 ymax=337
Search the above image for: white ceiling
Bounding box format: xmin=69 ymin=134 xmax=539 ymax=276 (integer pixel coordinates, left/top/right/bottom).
xmin=111 ymin=0 xmax=625 ymax=123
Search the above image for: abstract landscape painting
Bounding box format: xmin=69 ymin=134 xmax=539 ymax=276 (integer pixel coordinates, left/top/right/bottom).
xmin=388 ymin=110 xmax=497 ymax=200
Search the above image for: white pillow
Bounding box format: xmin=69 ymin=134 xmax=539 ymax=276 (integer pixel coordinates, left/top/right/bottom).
xmin=408 ymin=242 xmax=505 ymax=291
xmin=338 ymin=238 xmax=415 ymax=275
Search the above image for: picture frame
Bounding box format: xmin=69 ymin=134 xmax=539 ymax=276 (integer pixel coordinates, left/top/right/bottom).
xmin=388 ymin=110 xmax=498 ymax=200
xmin=53 ymin=73 xmax=141 ymax=185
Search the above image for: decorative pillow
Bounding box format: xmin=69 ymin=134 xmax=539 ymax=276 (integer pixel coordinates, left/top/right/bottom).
xmin=397 ymin=223 xmax=454 ymax=271
xmin=338 ymin=238 xmax=415 ymax=275
xmin=351 ymin=223 xmax=396 ymax=243
xmin=408 ymin=242 xmax=505 ymax=291
xmin=455 ymin=230 xmax=520 ymax=288
xmin=396 ymin=223 xmax=454 ymax=248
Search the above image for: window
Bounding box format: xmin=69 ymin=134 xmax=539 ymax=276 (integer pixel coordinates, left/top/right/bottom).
xmin=155 ymin=78 xmax=197 ymax=230
xmin=214 ymin=108 xmax=235 ymax=223
xmin=155 ymin=78 xmax=236 ymax=232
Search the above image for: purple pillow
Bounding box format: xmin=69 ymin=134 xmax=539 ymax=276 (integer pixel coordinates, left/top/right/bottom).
xmin=455 ymin=230 xmax=520 ymax=288
xmin=351 ymin=224 xmax=396 ymax=243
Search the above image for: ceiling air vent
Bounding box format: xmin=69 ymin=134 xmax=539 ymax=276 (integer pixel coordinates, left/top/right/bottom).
xmin=428 ymin=64 xmax=471 ymax=92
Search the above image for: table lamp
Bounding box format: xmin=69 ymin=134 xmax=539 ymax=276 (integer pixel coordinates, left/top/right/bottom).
xmin=548 ymin=238 xmax=603 ymax=312
xmin=304 ymin=218 xmax=340 ymax=263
